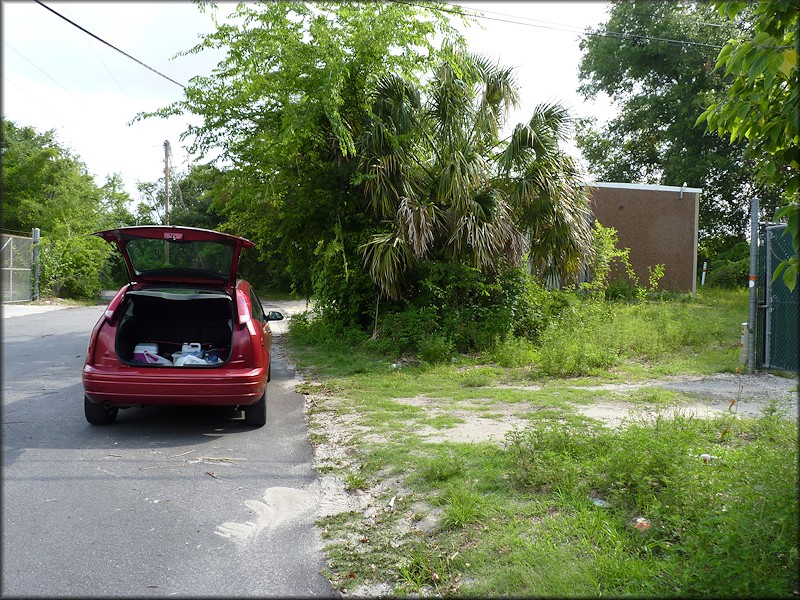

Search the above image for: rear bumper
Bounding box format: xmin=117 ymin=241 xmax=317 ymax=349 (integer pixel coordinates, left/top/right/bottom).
xmin=82 ymin=364 xmax=267 ymax=407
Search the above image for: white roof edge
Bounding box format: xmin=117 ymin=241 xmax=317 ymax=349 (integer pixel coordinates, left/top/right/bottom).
xmin=586 ymin=181 xmax=703 ymax=194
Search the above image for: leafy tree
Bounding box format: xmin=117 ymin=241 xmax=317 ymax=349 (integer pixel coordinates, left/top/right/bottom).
xmin=2 ymin=119 xmax=64 ymax=233
xmin=359 ymin=45 xmax=592 ymax=299
xmin=1 ymin=118 xmax=121 ymax=298
xmin=576 ymin=1 xmax=783 ymax=255
xmin=134 ymin=163 xmax=225 ymax=229
xmin=98 ymin=174 xmax=136 ymax=228
xmin=698 ymin=0 xmax=799 ymax=290
xmin=137 ymin=1 xmax=462 ymax=307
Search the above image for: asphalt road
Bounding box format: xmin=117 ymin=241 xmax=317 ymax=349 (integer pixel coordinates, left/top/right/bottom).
xmin=1 ymin=304 xmax=336 ymax=597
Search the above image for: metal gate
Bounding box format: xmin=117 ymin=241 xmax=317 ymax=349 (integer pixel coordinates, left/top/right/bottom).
xmin=757 ymin=224 xmax=799 ymax=373
xmin=1 ymin=233 xmax=33 ymax=303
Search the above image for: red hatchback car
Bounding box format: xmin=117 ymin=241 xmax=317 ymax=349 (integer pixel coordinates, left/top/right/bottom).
xmin=82 ymin=226 xmax=283 ymax=427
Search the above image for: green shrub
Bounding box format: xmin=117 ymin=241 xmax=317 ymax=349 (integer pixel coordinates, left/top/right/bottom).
xmin=504 ymin=421 xmax=608 ymax=494
xmin=537 ymin=299 xmax=617 ymax=376
xmin=287 ymin=311 xmax=369 ymax=350
xmin=418 ymin=334 xmax=454 ymax=364
xmin=605 ymin=277 xmax=639 ymax=301
xmin=416 ymin=452 xmax=465 ymax=484
xmin=440 ymin=485 xmax=485 ymax=529
xmin=705 ymin=257 xmax=748 ymax=288
xmin=39 ymin=234 xmax=112 ymax=299
xmin=373 ymin=261 xmax=525 ymax=360
xmin=490 ymin=336 xmax=540 ymax=368
xmin=704 ymin=239 xmax=749 ymax=288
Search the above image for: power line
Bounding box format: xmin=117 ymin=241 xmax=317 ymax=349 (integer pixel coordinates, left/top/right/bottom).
xmin=2 ymin=75 xmax=80 ymax=128
xmin=392 ymin=0 xmax=724 ymax=50
xmin=58 ymin=3 xmax=132 ymax=101
xmin=33 ymin=0 xmax=186 ymax=89
xmin=3 ymin=41 xmax=81 ymax=100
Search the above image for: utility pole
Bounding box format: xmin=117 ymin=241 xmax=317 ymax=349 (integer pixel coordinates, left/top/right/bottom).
xmin=164 ymin=140 xmax=171 ymax=265
xmin=164 ymin=140 xmax=171 ymax=225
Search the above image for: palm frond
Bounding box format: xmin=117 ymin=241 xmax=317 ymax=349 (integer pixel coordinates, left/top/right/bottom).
xmin=360 ymin=231 xmax=416 ymax=299
xmin=396 ymin=196 xmax=439 ymax=257
xmin=361 ymin=153 xmax=403 ymax=218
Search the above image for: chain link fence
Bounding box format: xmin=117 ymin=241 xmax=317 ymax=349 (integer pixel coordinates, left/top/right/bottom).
xmin=756 ymin=223 xmax=798 ymax=373
xmin=1 ymin=233 xmax=34 ymax=303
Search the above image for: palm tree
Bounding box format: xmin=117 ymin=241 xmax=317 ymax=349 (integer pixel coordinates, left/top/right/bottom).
xmin=359 ymin=45 xmax=592 ymax=298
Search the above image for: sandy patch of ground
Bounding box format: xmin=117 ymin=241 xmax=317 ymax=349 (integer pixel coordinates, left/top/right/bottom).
xmin=383 ymin=373 xmax=798 ymax=442
xmin=570 ymin=373 xmax=797 ymax=429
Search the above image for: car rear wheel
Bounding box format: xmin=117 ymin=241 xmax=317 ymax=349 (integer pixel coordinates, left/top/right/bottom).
xmin=242 ymin=393 xmax=266 ymax=427
xmin=85 ymin=396 xmax=118 ymax=425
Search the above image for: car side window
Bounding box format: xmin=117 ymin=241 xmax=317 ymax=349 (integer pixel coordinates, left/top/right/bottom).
xmin=249 ymin=288 xmax=265 ymax=322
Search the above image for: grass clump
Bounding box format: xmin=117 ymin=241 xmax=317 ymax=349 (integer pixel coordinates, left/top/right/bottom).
xmin=440 ymin=485 xmax=485 ymax=529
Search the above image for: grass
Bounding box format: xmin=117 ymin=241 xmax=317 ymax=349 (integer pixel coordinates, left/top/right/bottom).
xmin=288 ymin=287 xmax=799 ymax=597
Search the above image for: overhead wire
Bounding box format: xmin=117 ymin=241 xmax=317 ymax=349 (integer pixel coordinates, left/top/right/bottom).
xmin=391 ymin=0 xmax=725 ymax=50
xmin=2 ymin=75 xmax=80 ymax=128
xmin=58 ymin=2 xmax=132 ymax=101
xmin=3 ymin=41 xmax=81 ymax=101
xmin=33 ymin=0 xmax=186 ymax=89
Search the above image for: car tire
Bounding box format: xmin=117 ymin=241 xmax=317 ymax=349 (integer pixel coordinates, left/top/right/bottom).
xmin=85 ymin=396 xmax=118 ymax=425
xmin=242 ymin=392 xmax=266 ymax=427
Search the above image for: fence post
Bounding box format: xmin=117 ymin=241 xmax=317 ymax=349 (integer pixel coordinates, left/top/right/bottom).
xmin=747 ymin=198 xmax=759 ymax=374
xmin=32 ymin=228 xmax=41 ymax=301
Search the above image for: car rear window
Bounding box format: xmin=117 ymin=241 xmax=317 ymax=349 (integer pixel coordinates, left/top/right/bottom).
xmin=124 ymin=237 xmax=234 ymax=279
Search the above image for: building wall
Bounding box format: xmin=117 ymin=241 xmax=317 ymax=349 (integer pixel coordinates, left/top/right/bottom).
xmin=588 ymin=182 xmax=700 ymax=293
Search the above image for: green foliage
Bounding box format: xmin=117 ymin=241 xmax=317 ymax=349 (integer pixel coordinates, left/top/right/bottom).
xmin=537 ymin=299 xmax=618 ymax=376
xmin=771 ymin=204 xmax=799 ymax=292
xmin=418 ymin=335 xmax=454 ymax=365
xmin=577 ymin=1 xmax=783 ymax=250
xmin=137 ymin=1 xmax=461 ymax=301
xmin=581 ymin=221 xmax=637 ymax=298
xmin=501 ymin=413 xmax=798 ymax=596
xmin=702 ymin=239 xmax=748 ymax=288
xmin=537 ymin=292 xmax=743 ymax=377
xmin=373 ymin=261 xmax=522 ymax=359
xmin=343 ymin=469 xmax=368 ymax=492
xmin=311 ymin=224 xmax=379 ymax=329
xmin=706 ymin=259 xmax=748 ymax=289
xmin=39 ymin=234 xmax=113 ymax=299
xmin=1 ymin=119 xmax=62 ymax=233
xmin=440 ymin=485 xmax=485 ymax=529
xmin=457 ymin=367 xmax=501 ymax=388
xmin=1 ymin=118 xmax=134 ymax=299
xmin=505 ymin=422 xmax=607 ymax=494
xmin=287 ymin=311 xmax=370 ymax=352
xmin=489 ymin=336 xmax=540 ymax=368
xmin=360 ymin=46 xmax=593 ymax=298
xmin=699 ymin=0 xmax=799 ymax=290
xmin=396 ymin=542 xmax=451 ymax=594
xmin=416 ymin=452 xmax=465 ymax=484
xmin=706 ymin=261 xmax=748 ymax=289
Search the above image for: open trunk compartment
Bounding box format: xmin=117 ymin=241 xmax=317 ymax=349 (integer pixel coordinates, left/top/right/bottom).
xmin=115 ymin=290 xmax=233 ymax=367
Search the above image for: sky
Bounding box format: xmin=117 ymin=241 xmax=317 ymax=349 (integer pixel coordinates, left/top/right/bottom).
xmin=1 ymin=1 xmax=614 ymax=201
